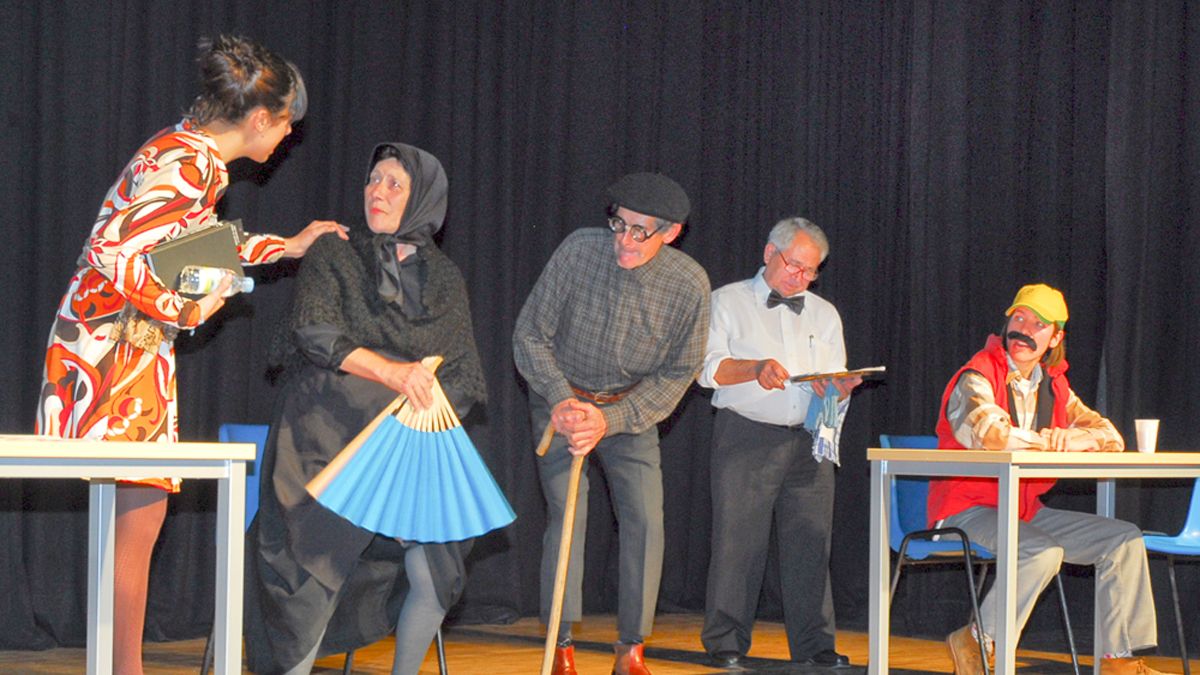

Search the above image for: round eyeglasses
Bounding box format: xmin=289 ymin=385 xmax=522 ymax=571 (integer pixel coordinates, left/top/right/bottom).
xmin=776 ymin=250 xmax=820 ymax=280
xmin=608 ymin=215 xmax=662 ymax=243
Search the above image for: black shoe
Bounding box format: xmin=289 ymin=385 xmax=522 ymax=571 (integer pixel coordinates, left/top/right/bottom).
xmin=797 ymin=649 xmax=851 ymax=669
xmin=710 ymin=650 xmax=742 ymax=668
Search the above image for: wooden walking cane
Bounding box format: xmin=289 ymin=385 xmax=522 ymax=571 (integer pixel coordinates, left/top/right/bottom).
xmin=537 ymin=420 xmax=585 ymax=675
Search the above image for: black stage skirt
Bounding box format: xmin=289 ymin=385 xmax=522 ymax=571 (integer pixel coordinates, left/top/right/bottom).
xmin=244 ymin=365 xmax=470 ymax=673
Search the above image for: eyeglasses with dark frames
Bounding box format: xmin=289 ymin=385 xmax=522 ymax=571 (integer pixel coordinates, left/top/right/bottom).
xmin=608 ymin=215 xmax=662 ymax=243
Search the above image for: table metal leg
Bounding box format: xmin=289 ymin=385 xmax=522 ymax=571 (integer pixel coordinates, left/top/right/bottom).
xmin=996 ymin=466 xmax=1019 ymax=674
xmin=1093 ymin=478 xmax=1116 ymax=674
xmin=87 ymin=481 xmax=116 ymax=675
xmin=214 ymin=462 xmax=246 ymax=675
xmin=868 ymin=460 xmax=890 ymax=673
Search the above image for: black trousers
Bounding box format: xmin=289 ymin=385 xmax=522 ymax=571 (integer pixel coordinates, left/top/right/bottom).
xmin=701 ymin=408 xmax=837 ymax=660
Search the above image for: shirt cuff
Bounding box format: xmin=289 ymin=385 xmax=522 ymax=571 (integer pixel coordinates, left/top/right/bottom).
xmin=294 ymin=323 xmax=359 ymax=370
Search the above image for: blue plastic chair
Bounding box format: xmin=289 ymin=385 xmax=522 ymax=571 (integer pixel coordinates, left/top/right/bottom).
xmin=1143 ymin=478 xmax=1200 ymax=675
xmin=880 ymin=434 xmax=992 ymax=671
xmin=217 ymin=423 xmax=270 ymax=530
xmin=880 ymin=434 xmax=1079 ymax=675
xmin=202 ymin=424 xmax=270 ymax=673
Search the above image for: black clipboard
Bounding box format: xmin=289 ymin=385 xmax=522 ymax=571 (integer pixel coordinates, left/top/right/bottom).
xmin=146 ymin=222 xmax=244 ymax=296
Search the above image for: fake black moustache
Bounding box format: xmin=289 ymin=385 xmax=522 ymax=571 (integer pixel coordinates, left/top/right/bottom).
xmin=1006 ymin=331 xmax=1038 ymax=351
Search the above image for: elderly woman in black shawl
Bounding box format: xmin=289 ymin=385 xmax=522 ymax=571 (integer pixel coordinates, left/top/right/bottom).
xmin=245 ymin=143 xmax=486 ymax=675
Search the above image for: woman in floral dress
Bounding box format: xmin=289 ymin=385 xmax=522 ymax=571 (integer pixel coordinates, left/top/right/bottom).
xmin=35 ymin=35 xmax=345 ymax=674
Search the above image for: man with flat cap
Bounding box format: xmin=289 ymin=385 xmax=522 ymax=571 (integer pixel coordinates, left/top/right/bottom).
xmin=934 ymin=283 xmax=1161 ymax=675
xmin=514 ymin=172 xmax=711 ymax=675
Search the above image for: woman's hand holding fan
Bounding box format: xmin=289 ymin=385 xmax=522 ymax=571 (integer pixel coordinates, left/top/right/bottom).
xmin=377 ymin=358 xmax=437 ymax=410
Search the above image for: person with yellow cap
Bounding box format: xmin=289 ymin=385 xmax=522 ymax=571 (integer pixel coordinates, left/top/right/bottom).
xmin=930 ymin=284 xmax=1163 ymax=675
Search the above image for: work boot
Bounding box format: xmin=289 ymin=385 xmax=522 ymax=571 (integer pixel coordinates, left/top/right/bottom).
xmin=1099 ymin=657 xmax=1168 ymax=674
xmin=551 ymin=644 xmax=578 ymax=675
xmin=946 ymin=625 xmax=990 ymax=675
xmin=612 ymin=642 xmax=653 ymax=675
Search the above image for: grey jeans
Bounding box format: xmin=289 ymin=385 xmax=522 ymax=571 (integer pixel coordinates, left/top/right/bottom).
xmin=944 ymin=505 xmax=1157 ymax=654
xmin=532 ymin=396 xmax=664 ymax=644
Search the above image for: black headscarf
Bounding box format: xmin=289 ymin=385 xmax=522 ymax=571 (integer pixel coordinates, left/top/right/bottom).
xmin=367 ymin=142 xmax=448 ymax=318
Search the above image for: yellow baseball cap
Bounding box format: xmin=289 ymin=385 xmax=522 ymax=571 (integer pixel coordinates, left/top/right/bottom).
xmin=1006 ymin=284 xmax=1068 ymax=327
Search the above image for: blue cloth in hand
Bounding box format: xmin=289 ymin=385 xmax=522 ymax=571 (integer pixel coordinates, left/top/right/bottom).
xmin=802 ymin=381 xmax=849 ymax=465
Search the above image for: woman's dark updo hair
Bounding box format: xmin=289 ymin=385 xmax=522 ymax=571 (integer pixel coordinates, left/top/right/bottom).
xmin=186 ymin=35 xmax=306 ymax=125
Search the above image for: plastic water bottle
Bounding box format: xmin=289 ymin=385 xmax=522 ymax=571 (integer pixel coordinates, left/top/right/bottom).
xmin=177 ymin=265 xmax=254 ymax=295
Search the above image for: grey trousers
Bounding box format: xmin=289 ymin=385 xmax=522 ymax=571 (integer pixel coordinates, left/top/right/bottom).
xmin=533 ymin=398 xmax=664 ymax=643
xmin=944 ymin=505 xmax=1157 ymax=654
xmin=700 ymin=409 xmax=837 ymax=661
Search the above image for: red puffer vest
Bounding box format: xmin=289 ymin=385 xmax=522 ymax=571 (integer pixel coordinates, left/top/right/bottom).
xmin=927 ymin=334 xmax=1070 ymax=526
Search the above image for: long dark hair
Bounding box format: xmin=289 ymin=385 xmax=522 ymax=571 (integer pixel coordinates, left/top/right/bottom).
xmin=186 ymin=35 xmax=306 ymax=125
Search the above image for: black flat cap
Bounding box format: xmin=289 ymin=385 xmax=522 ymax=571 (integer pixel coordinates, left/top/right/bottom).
xmin=607 ymin=172 xmax=690 ymax=223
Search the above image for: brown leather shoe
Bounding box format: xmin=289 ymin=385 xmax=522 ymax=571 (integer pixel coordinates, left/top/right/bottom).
xmin=946 ymin=625 xmax=988 ymax=675
xmin=552 ymin=644 xmax=579 ymax=675
xmin=612 ymin=642 xmax=653 ymax=675
xmin=1099 ymin=657 xmax=1168 ymax=674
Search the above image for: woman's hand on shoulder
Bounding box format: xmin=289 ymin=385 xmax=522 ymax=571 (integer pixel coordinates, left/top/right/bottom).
xmin=282 ymin=220 xmax=348 ymax=258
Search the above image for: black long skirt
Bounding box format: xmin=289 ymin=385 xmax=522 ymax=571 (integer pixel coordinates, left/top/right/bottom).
xmin=243 ymin=365 xmax=469 ymax=673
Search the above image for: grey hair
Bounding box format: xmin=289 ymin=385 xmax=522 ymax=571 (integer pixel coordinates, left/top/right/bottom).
xmin=768 ymin=217 xmax=829 ymax=261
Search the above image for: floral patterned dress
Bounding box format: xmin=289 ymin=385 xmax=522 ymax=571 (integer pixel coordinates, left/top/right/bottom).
xmin=35 ymin=120 xmax=286 ymax=492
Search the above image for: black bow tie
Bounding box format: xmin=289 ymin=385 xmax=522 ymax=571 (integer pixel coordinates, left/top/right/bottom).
xmin=766 ymin=290 xmax=805 ymax=314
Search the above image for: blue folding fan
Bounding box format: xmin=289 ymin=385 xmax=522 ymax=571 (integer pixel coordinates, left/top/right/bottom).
xmin=306 ymin=356 xmax=515 ymax=542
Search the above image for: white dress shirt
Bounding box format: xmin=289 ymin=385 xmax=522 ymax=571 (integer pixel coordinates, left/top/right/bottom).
xmin=698 ymin=269 xmax=848 ymax=427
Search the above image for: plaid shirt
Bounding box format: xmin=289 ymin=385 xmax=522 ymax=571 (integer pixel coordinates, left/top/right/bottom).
xmin=513 ymin=227 xmax=710 ymax=435
xmin=945 ymin=357 xmax=1124 ymax=451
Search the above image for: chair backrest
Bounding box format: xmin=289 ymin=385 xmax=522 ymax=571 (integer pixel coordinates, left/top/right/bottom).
xmin=879 ymin=434 xmax=940 ymax=550
xmin=1182 ymin=477 xmax=1200 ymax=539
xmin=218 ymin=423 xmax=270 ymax=530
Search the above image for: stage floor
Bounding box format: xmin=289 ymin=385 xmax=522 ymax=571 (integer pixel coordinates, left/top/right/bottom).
xmin=0 ymin=613 xmax=1192 ymax=673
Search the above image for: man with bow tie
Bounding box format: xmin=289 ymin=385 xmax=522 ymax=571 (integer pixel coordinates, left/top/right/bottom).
xmin=698 ymin=217 xmax=860 ymax=670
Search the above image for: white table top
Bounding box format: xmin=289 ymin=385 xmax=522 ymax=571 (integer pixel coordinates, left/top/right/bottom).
xmin=0 ymin=434 xmax=254 ymax=460
xmin=869 ymin=447 xmax=1200 ymax=465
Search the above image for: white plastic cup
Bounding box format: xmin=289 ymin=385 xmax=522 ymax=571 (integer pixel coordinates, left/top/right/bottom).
xmin=1134 ymin=419 xmax=1160 ymax=453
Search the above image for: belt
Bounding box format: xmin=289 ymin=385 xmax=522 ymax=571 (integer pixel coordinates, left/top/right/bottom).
xmin=568 ymin=382 xmax=637 ymax=405
xmin=727 ymin=410 xmax=809 ymax=433
xmin=764 ymin=422 xmax=810 ymax=433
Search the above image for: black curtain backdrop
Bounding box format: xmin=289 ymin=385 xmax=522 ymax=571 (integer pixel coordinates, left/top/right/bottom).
xmin=1 ymin=0 xmax=1197 ymax=659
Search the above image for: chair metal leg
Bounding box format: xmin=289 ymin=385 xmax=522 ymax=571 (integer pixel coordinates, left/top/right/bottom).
xmin=1166 ymin=556 xmax=1191 ymax=675
xmin=892 ymin=531 xmax=991 ymax=673
xmin=333 ymin=630 xmax=444 ymax=674
xmin=888 ymin=556 xmax=907 ymax=606
xmin=889 ymin=533 xmax=921 ymax=609
xmin=436 ymin=627 xmax=448 ymax=675
xmin=1053 ymin=574 xmax=1080 ymax=675
xmin=956 ymin=541 xmax=991 ymax=675
xmin=199 ymin=631 xmax=214 ymax=673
